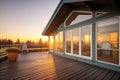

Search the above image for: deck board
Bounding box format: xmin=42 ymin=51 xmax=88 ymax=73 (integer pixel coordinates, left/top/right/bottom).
xmin=78 ymin=67 xmax=102 ymax=80
xmin=111 ymin=72 xmax=120 ymax=80
xmin=0 ymin=52 xmax=120 ymax=80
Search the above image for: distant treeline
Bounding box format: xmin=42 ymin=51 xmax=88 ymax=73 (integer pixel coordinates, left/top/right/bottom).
xmin=0 ymin=38 xmax=21 ymax=45
xmin=26 ymin=39 xmax=48 ymax=48
xmin=0 ymin=38 xmax=48 ymax=47
xmin=0 ymin=39 xmax=13 ymax=45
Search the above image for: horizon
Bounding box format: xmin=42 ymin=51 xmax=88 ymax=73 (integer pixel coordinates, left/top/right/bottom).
xmin=0 ymin=35 xmax=48 ymax=43
xmin=0 ymin=0 xmax=60 ymax=42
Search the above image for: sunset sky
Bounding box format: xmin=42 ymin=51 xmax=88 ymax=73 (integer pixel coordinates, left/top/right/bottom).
xmin=0 ymin=0 xmax=60 ymax=42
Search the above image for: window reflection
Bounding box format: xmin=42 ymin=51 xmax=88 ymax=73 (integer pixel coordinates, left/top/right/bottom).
xmin=55 ymin=34 xmax=59 ymax=52
xmin=66 ymin=30 xmax=72 ymax=53
xmin=59 ymin=32 xmax=63 ymax=53
xmin=55 ymin=32 xmax=63 ymax=53
xmin=50 ymin=36 xmax=53 ymax=51
xmin=97 ymin=16 xmax=119 ymax=64
xmin=73 ymin=28 xmax=79 ymax=55
xmin=81 ymin=25 xmax=91 ymax=57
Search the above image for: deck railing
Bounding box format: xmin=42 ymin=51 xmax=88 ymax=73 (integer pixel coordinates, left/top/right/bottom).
xmin=0 ymin=44 xmax=48 ymax=56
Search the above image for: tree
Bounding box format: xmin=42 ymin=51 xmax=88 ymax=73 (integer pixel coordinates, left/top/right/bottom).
xmin=0 ymin=38 xmax=13 ymax=45
xmin=0 ymin=39 xmax=1 ymax=45
xmin=2 ymin=38 xmax=7 ymax=44
xmin=26 ymin=40 xmax=32 ymax=47
xmin=7 ymin=39 xmax=13 ymax=44
xmin=15 ymin=39 xmax=20 ymax=44
xmin=39 ymin=38 xmax=42 ymax=45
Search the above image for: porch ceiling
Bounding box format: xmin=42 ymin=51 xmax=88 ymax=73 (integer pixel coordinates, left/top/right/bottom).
xmin=42 ymin=0 xmax=118 ymax=35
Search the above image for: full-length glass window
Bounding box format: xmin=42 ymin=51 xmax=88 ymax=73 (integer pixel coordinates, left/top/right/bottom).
xmin=66 ymin=30 xmax=72 ymax=53
xmin=55 ymin=32 xmax=63 ymax=53
xmin=81 ymin=25 xmax=91 ymax=57
xmin=55 ymin=34 xmax=59 ymax=52
xmin=59 ymin=32 xmax=63 ymax=53
xmin=97 ymin=16 xmax=119 ymax=64
xmin=50 ymin=36 xmax=53 ymax=51
xmin=73 ymin=28 xmax=79 ymax=55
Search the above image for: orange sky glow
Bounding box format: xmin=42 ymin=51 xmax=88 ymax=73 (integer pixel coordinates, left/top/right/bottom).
xmin=0 ymin=0 xmax=60 ymax=43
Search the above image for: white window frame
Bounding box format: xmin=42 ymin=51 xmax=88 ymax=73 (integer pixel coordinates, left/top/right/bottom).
xmin=79 ymin=25 xmax=92 ymax=60
xmin=96 ymin=16 xmax=120 ymax=66
xmin=65 ymin=29 xmax=81 ymax=56
xmin=65 ymin=25 xmax=92 ymax=60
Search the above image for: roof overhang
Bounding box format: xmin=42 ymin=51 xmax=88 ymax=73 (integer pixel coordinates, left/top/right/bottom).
xmin=42 ymin=0 xmax=119 ymax=36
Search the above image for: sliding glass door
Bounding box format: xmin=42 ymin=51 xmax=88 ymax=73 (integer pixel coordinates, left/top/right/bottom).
xmin=97 ymin=16 xmax=119 ymax=64
xmin=81 ymin=25 xmax=92 ymax=58
xmin=73 ymin=28 xmax=79 ymax=55
xmin=55 ymin=32 xmax=63 ymax=53
xmin=66 ymin=30 xmax=72 ymax=54
xmin=50 ymin=36 xmax=53 ymax=51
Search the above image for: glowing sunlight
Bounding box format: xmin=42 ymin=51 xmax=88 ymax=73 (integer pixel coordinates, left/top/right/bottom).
xmin=85 ymin=35 xmax=90 ymax=44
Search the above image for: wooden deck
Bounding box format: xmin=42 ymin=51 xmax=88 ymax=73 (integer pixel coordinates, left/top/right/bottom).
xmin=0 ymin=52 xmax=120 ymax=80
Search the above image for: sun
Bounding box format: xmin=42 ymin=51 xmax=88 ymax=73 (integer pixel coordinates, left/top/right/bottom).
xmin=41 ymin=36 xmax=48 ymax=42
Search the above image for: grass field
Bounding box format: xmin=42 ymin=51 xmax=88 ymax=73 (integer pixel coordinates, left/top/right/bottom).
xmin=0 ymin=47 xmax=48 ymax=56
xmin=0 ymin=47 xmax=21 ymax=56
xmin=29 ymin=47 xmax=48 ymax=52
xmin=0 ymin=47 xmax=8 ymax=56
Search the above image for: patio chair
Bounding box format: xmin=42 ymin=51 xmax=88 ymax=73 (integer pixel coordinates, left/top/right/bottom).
xmin=100 ymin=42 xmax=112 ymax=56
xmin=21 ymin=44 xmax=29 ymax=53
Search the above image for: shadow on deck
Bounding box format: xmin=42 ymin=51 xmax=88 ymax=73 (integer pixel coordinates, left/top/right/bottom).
xmin=0 ymin=51 xmax=120 ymax=80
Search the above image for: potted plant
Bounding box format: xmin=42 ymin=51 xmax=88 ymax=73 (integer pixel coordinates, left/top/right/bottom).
xmin=6 ymin=47 xmax=20 ymax=61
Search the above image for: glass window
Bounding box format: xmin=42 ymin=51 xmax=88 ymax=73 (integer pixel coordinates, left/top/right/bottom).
xmin=55 ymin=34 xmax=59 ymax=52
xmin=55 ymin=32 xmax=63 ymax=53
xmin=59 ymin=32 xmax=63 ymax=53
xmin=50 ymin=36 xmax=53 ymax=51
xmin=73 ymin=28 xmax=79 ymax=55
xmin=65 ymin=11 xmax=92 ymax=26
xmin=66 ymin=30 xmax=72 ymax=53
xmin=81 ymin=25 xmax=91 ymax=57
xmin=97 ymin=16 xmax=119 ymax=64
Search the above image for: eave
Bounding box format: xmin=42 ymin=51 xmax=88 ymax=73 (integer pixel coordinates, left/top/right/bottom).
xmin=42 ymin=0 xmax=119 ymax=36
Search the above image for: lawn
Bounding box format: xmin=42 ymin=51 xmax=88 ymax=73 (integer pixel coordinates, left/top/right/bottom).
xmin=0 ymin=46 xmax=48 ymax=56
xmin=0 ymin=47 xmax=8 ymax=56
